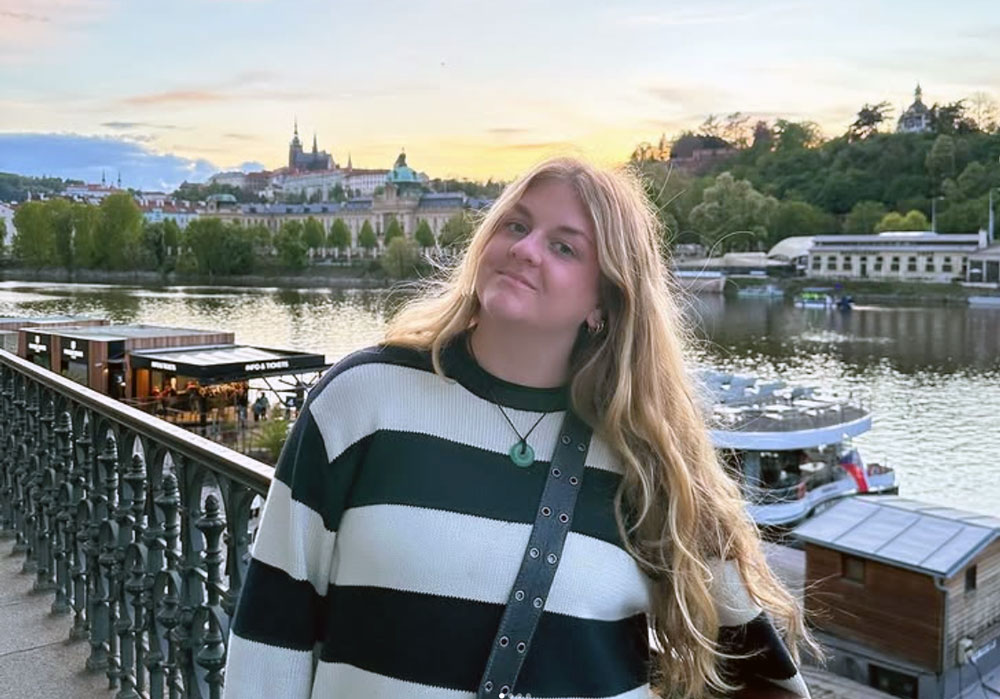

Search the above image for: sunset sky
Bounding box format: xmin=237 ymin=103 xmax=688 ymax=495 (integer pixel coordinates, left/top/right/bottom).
xmin=1 ymin=0 xmax=997 ymax=190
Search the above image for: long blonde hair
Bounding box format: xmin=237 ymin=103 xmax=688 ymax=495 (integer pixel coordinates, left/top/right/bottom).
xmin=385 ymin=157 xmax=813 ymax=697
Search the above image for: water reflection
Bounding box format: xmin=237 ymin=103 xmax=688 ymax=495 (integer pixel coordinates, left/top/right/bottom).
xmin=0 ymin=282 xmax=997 ymax=516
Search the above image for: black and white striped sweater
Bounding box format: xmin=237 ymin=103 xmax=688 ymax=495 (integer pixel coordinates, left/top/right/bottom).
xmin=223 ymin=338 xmax=810 ymax=698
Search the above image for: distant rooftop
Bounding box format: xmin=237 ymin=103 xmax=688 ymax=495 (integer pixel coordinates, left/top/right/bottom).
xmin=793 ymin=496 xmax=1000 ymax=578
xmin=46 ymin=324 xmax=225 ymax=342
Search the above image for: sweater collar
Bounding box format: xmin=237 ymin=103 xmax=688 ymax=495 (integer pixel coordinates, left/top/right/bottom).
xmin=440 ymin=331 xmax=569 ymax=413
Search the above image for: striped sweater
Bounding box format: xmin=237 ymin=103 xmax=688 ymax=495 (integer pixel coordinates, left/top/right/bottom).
xmin=223 ymin=338 xmax=810 ymax=698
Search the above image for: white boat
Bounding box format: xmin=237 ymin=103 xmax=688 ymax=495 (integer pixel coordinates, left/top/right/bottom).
xmin=673 ymin=269 xmax=726 ymax=294
xmin=968 ymin=296 xmax=1000 ymax=307
xmin=698 ymin=371 xmax=898 ymax=528
xmin=794 ymin=287 xmax=853 ymax=310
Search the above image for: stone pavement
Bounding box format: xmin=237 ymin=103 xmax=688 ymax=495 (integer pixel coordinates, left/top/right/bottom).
xmin=0 ymin=538 xmax=109 ymax=699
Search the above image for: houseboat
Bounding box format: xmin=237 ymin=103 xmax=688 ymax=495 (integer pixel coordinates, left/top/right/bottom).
xmin=794 ymin=287 xmax=853 ymax=310
xmin=699 ymin=371 xmax=897 ymax=528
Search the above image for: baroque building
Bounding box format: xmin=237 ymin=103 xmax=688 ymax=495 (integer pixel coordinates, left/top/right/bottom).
xmin=897 ymin=85 xmax=933 ymax=134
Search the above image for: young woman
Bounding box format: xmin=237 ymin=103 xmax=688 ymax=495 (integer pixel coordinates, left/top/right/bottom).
xmin=223 ymin=158 xmax=814 ymax=699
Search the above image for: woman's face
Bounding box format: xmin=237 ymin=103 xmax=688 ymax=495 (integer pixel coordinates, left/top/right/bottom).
xmin=475 ymin=177 xmax=602 ymax=339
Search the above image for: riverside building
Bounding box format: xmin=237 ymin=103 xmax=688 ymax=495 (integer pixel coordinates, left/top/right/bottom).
xmin=806 ymin=231 xmax=990 ymax=283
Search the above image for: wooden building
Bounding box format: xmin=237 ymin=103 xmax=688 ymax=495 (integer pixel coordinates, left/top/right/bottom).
xmin=18 ymin=324 xmax=234 ymax=398
xmin=3 ymin=315 xmax=108 ymax=358
xmin=793 ymin=497 xmax=1000 ymax=698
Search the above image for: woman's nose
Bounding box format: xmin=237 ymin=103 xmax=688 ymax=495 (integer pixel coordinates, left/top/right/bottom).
xmin=509 ymin=229 xmax=543 ymax=265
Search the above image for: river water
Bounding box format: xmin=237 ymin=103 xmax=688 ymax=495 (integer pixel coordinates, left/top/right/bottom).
xmin=1 ymin=280 xmax=998 ymax=516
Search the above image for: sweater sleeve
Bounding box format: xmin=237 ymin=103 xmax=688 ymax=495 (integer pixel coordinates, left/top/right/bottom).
xmin=222 ymin=394 xmax=364 ymax=699
xmin=710 ymin=560 xmax=811 ymax=699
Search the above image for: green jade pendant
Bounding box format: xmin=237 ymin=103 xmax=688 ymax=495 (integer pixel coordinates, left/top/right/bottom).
xmin=509 ymin=441 xmax=535 ymax=468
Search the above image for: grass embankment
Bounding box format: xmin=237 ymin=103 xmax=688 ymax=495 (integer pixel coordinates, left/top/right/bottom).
xmin=727 ymin=276 xmax=989 ymax=304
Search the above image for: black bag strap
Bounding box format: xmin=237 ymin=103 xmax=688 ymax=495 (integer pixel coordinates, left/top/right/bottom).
xmin=477 ymin=409 xmax=593 ymax=699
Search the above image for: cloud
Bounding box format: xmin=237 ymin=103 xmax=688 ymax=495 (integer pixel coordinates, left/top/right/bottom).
xmin=122 ymin=90 xmax=229 ymax=107
xmin=223 ymin=133 xmax=258 ymax=141
xmin=0 ymin=10 xmax=51 ymax=22
xmin=485 ymin=127 xmax=530 ymax=136
xmin=101 ymin=121 xmax=181 ymax=130
xmin=619 ymin=1 xmax=804 ymax=27
xmin=0 ymin=1 xmax=110 ymax=61
xmin=0 ymin=132 xmax=222 ymax=191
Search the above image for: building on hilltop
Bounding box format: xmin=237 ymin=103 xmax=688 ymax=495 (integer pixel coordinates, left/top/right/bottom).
xmin=668 ymin=134 xmax=738 ymax=175
xmin=288 ymin=119 xmax=333 ymax=171
xmin=897 ymin=84 xmax=933 ymax=134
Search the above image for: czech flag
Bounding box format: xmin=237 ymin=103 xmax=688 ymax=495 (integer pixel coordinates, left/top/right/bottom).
xmin=840 ymin=448 xmax=869 ymax=493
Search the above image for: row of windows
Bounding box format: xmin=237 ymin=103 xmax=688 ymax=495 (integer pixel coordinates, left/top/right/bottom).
xmin=812 ymin=255 xmax=958 ymax=273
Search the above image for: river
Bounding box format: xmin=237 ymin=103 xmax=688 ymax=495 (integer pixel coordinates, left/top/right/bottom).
xmin=1 ymin=280 xmax=997 ymax=516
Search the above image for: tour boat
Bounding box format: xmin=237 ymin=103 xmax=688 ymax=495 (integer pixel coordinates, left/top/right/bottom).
xmin=736 ymin=284 xmax=785 ymax=299
xmin=794 ymin=287 xmax=852 ymax=310
xmin=698 ymin=371 xmax=898 ymax=529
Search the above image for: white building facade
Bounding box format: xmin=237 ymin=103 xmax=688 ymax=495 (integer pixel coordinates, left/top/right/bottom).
xmin=0 ymin=203 xmax=14 ymax=251
xmin=807 ymin=231 xmax=987 ymax=282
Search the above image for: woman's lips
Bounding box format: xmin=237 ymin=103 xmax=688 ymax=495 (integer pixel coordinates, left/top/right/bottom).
xmin=498 ymin=270 xmax=536 ymax=291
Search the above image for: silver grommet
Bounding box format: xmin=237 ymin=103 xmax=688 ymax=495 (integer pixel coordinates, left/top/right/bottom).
xmin=533 ymin=596 xmax=543 ymax=608
xmin=577 ymin=442 xmax=586 ymax=452
xmin=552 ymin=468 xmax=561 ymax=477
xmin=561 ymin=435 xmax=571 ymax=445
xmin=516 ymin=641 xmax=527 ymax=653
xmin=547 ymin=553 xmax=558 ymax=564
xmin=499 ymin=635 xmax=509 ymax=647
xmin=485 ymin=681 xmax=493 ymax=692
xmin=558 ymin=513 xmax=569 ymax=523
xmin=528 ymin=547 xmax=539 ymax=559
xmin=500 ymin=686 xmax=510 ymax=698
xmin=514 ymin=589 xmax=525 ymax=601
xmin=541 ymin=506 xmax=551 ymax=516
xmin=569 ymin=475 xmax=579 ymax=485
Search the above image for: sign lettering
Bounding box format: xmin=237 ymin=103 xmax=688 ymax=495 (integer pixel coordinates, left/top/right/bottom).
xmin=244 ymin=360 xmax=290 ymax=372
xmin=63 ymin=347 xmax=84 ymax=360
xmin=151 ymin=361 xmax=178 ymax=372
xmin=28 ymin=342 xmax=48 ymax=353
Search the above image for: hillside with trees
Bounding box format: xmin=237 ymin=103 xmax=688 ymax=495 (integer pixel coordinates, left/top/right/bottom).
xmin=632 ymin=95 xmax=1000 ymax=253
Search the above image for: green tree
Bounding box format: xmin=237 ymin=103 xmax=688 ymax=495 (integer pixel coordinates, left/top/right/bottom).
xmin=163 ymin=218 xmax=181 ymax=254
xmin=327 ymin=218 xmax=351 ymax=252
xmin=875 ymin=209 xmax=929 ymax=232
xmin=956 ymin=161 xmax=989 ymax=199
xmin=438 ymin=211 xmax=474 ymax=248
xmin=848 ymin=102 xmax=892 ymax=141
xmin=688 ymin=172 xmax=778 ymax=252
xmin=381 ymin=237 xmax=422 ymax=279
xmin=358 ymin=221 xmax=377 ymax=252
xmin=0 ymin=218 xmax=6 ymax=257
xmin=844 ymin=201 xmax=888 ymax=234
xmin=937 ymin=196 xmax=989 ymax=233
xmin=414 ymin=219 xmax=435 ymax=248
xmin=383 ymin=217 xmax=404 ymax=245
xmin=46 ymin=198 xmax=75 ymax=269
xmin=926 ymin=135 xmax=957 ymax=184
xmin=183 ymin=218 xmax=228 ymax=275
xmin=303 ymin=216 xmax=325 ymax=253
xmin=274 ymin=220 xmax=308 ymax=269
xmin=768 ymin=200 xmax=835 ymax=245
xmin=143 ymin=221 xmax=168 ymax=270
xmin=12 ymin=201 xmax=56 ymax=269
xmin=71 ymin=203 xmax=100 ymax=268
xmin=95 ymin=192 xmax=143 ymax=269
xmin=773 ymin=120 xmax=821 ymax=151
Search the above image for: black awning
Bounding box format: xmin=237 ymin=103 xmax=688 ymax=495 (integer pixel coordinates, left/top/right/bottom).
xmin=128 ymin=345 xmax=328 ymax=384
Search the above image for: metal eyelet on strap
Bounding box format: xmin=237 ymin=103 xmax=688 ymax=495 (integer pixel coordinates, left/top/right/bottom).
xmin=514 ymin=589 xmax=525 ymax=601
xmin=533 ymin=596 xmax=543 ymax=608
xmin=558 ymin=513 xmax=569 ymax=523
xmin=485 ymin=680 xmax=493 ymax=692
xmin=561 ymin=435 xmax=571 ymax=445
xmin=569 ymin=476 xmax=579 ymax=485
xmin=499 ymin=635 xmax=509 ymax=647
xmin=516 ymin=641 xmax=527 ymax=653
xmin=500 ymin=686 xmax=511 ymax=698
xmin=528 ymin=547 xmax=539 ymax=559
xmin=541 ymin=506 xmax=551 ymax=517
xmin=577 ymin=442 xmax=586 ymax=452
xmin=546 ymin=553 xmax=558 ymax=565
xmin=551 ymin=468 xmax=561 ymax=477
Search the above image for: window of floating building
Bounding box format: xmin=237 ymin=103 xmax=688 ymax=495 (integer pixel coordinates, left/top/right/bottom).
xmin=890 ymin=256 xmax=900 ymax=272
xmin=869 ymin=665 xmax=918 ymax=699
xmin=943 ymin=256 xmax=953 ymax=272
xmin=874 ymin=256 xmax=884 ymax=271
xmin=811 ymin=256 xmax=821 ymax=270
xmin=826 ymin=255 xmax=837 ymax=270
xmin=961 ymin=257 xmax=968 ymax=276
xmin=907 ymin=257 xmax=917 ymax=272
xmin=842 ymin=554 xmax=865 ymax=583
xmin=843 ymin=256 xmax=853 ymax=270
xmin=924 ymin=256 xmax=935 ymax=272
xmin=966 ymin=564 xmax=977 ymax=592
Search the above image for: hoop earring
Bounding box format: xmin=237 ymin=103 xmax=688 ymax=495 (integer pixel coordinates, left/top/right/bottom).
xmin=587 ymin=319 xmax=605 ymax=336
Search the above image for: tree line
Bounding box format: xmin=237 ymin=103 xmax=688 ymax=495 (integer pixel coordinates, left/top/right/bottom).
xmin=632 ymin=97 xmax=1000 ymax=253
xmin=5 ymin=192 xmax=477 ymax=279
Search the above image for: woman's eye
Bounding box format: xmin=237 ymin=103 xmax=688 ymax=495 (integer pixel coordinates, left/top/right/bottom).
xmin=552 ymin=241 xmax=575 ymax=257
xmin=505 ymin=221 xmax=528 ymax=235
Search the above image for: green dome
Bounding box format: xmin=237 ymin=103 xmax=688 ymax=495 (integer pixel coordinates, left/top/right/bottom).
xmin=386 ymin=151 xmax=419 ymax=184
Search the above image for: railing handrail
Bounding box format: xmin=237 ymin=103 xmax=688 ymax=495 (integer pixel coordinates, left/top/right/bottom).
xmin=0 ymin=348 xmax=273 ymax=495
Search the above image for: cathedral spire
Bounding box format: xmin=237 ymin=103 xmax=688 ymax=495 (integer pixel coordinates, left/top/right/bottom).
xmin=915 ymin=83 xmax=923 ymax=102
xmin=294 ymin=117 xmax=299 ymax=137
xmin=347 ymin=152 xmax=352 ymax=170
xmin=312 ymin=132 xmax=318 ymax=154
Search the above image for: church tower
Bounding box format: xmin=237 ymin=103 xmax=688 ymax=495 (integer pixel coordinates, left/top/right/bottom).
xmin=288 ymin=118 xmax=304 ymax=169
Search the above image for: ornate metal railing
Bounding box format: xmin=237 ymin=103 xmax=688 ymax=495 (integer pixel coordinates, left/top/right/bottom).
xmin=0 ymin=349 xmax=273 ymax=699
